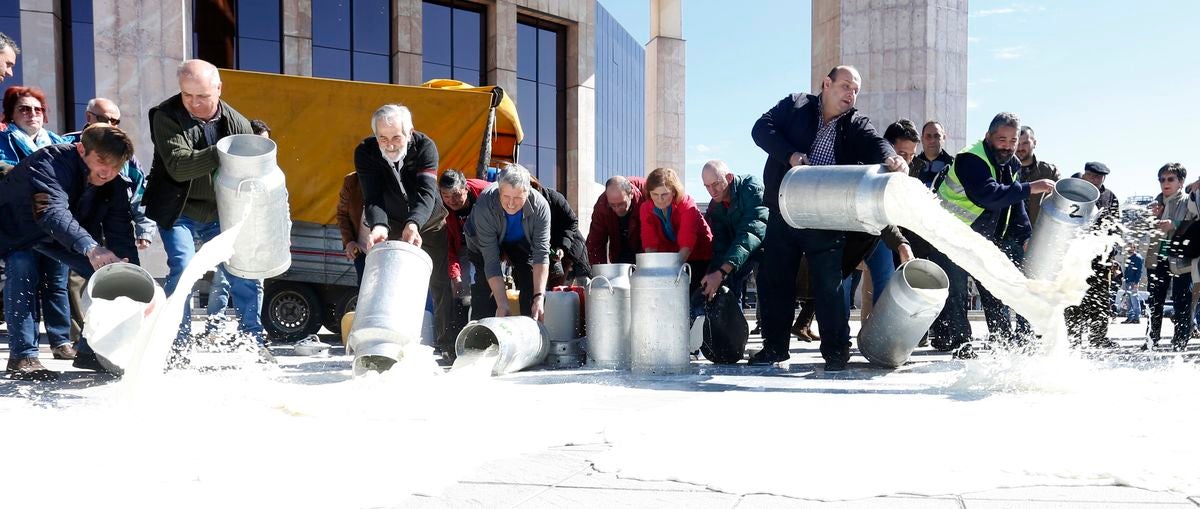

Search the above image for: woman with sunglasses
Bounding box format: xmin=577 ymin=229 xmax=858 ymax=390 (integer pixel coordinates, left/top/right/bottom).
xmin=0 ymin=85 xmax=76 ymax=374
xmin=1145 ymin=163 xmax=1198 ymax=352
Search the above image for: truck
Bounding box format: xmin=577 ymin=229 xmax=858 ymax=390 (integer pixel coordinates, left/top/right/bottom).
xmin=219 ymin=70 xmax=523 ymax=339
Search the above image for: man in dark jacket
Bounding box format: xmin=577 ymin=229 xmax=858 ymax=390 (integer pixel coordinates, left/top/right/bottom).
xmin=142 ymin=59 xmax=264 ymax=347
xmin=750 ymin=65 xmax=909 ymax=371
xmin=530 ymin=181 xmax=590 ymax=286
xmin=356 ymin=103 xmax=451 ymax=348
xmin=1016 ymin=126 xmax=1060 ymax=228
xmin=1 ymin=125 xmax=138 ymax=379
xmin=1064 ymin=162 xmax=1121 ymax=347
xmin=931 ymin=112 xmax=1054 ymax=350
xmin=911 ymin=120 xmax=955 ymax=190
xmin=586 ymin=175 xmax=646 ymax=265
xmin=698 ymin=159 xmax=767 ymax=304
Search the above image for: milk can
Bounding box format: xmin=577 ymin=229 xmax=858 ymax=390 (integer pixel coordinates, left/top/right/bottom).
xmin=630 ymin=253 xmax=691 ymax=375
xmin=81 ymin=262 xmax=165 ymax=376
xmin=778 ymin=164 xmax=902 ymax=235
xmin=586 ymin=263 xmax=634 ymax=369
xmin=544 ymin=288 xmax=581 ymax=341
xmin=455 ymin=316 xmax=550 ymax=376
xmin=347 ymin=241 xmax=432 ymax=375
xmin=858 ymin=259 xmax=949 ymax=368
xmin=1023 ymin=177 xmax=1100 ymax=281
xmin=214 ymin=134 xmax=292 ymax=279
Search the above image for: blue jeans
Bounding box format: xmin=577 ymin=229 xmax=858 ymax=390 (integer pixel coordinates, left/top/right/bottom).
xmin=160 ymin=215 xmax=264 ymax=341
xmin=1124 ymin=281 xmax=1141 ymax=321
xmin=4 ymin=249 xmax=72 ymax=359
xmin=843 ymin=242 xmax=895 ymax=309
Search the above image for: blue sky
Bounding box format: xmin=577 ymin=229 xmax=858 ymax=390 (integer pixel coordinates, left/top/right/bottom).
xmin=598 ymin=0 xmax=1200 ymax=201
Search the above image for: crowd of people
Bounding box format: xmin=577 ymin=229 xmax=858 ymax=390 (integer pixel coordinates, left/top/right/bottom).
xmin=0 ymin=38 xmax=1189 ymax=380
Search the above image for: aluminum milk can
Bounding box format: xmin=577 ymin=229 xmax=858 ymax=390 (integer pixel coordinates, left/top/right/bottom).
xmin=777 ymin=164 xmax=901 ymax=235
xmin=455 ymin=316 xmax=550 ymax=375
xmin=857 ymin=259 xmax=949 ymax=368
xmin=347 ymin=241 xmax=432 ymax=374
xmin=630 ymin=253 xmax=691 ymax=375
xmin=1023 ymin=177 xmax=1100 ymax=281
xmin=585 ymin=263 xmax=634 ymax=369
xmin=214 ymin=133 xmax=293 ymax=279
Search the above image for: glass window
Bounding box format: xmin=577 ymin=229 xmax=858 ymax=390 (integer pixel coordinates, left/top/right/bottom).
xmin=312 ymin=0 xmax=392 ymax=83
xmin=516 ymin=19 xmax=563 ymax=191
xmin=238 ymin=38 xmax=281 ymax=73
xmin=66 ymin=0 xmax=95 ymax=129
xmin=422 ymin=1 xmax=483 ymax=84
xmin=191 ymin=1 xmax=282 ymax=72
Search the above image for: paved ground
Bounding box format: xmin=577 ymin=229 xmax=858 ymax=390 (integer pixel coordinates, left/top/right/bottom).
xmin=4 ymin=315 xmax=1198 ymax=508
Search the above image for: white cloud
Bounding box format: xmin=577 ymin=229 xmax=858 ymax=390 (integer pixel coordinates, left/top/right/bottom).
xmin=967 ymin=100 xmax=979 ymax=110
xmin=695 ymin=143 xmax=713 ymax=154
xmin=971 ymin=7 xmax=1015 ymax=17
xmin=970 ymin=4 xmax=1046 ymax=18
xmin=992 ymin=46 xmax=1025 ymax=60
xmin=968 ymin=36 xmax=981 ymax=43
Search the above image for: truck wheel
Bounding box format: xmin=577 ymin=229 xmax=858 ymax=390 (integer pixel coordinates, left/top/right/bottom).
xmin=322 ymin=290 xmax=358 ymax=334
xmin=264 ymin=282 xmax=322 ymax=340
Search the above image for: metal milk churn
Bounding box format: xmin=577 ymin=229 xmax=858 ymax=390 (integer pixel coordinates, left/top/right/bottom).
xmin=214 ymin=133 xmax=293 ymax=279
xmin=778 ymin=164 xmax=901 ymax=235
xmin=630 ymin=253 xmax=691 ymax=375
xmin=346 ymin=241 xmax=432 ymax=375
xmin=585 ymin=263 xmax=634 ymax=369
xmin=1023 ymin=177 xmax=1100 ymax=281
xmin=858 ymin=259 xmax=949 ymax=368
xmin=81 ymin=262 xmax=165 ymax=376
xmin=544 ymin=288 xmax=581 ymax=341
xmin=455 ymin=316 xmax=550 ymax=376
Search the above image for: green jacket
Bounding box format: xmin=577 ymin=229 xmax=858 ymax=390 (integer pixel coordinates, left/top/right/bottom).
xmin=704 ymin=174 xmax=768 ymax=273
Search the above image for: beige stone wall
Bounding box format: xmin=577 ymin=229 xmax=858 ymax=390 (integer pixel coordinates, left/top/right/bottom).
xmin=811 ymin=0 xmax=968 ymax=152
xmin=645 ymin=0 xmax=684 ymax=180
xmin=392 ymin=0 xmax=422 ymax=85
xmin=283 ymin=0 xmax=312 ymax=76
xmin=19 ymin=0 xmax=64 ymax=132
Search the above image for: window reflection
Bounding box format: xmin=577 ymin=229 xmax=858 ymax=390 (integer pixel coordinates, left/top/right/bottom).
xmin=421 ymin=1 xmax=484 ymax=86
xmin=191 ymin=0 xmax=281 ymax=74
xmin=313 ymin=0 xmax=392 ymax=83
xmin=67 ymin=0 xmax=95 ymax=129
xmin=516 ymin=19 xmax=563 ymax=192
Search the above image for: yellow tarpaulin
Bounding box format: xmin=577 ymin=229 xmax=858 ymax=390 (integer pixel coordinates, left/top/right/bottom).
xmin=220 ymin=70 xmax=523 ymax=225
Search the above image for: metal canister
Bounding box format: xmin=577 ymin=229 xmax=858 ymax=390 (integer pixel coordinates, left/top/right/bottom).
xmin=455 ymin=316 xmax=550 ymax=375
xmin=630 ymin=253 xmax=691 ymax=375
xmin=585 ymin=263 xmax=634 ymax=369
xmin=1023 ymin=177 xmax=1100 ymax=281
xmin=544 ymin=289 xmax=580 ymax=341
xmin=777 ymin=164 xmax=901 ymax=235
xmin=81 ymin=262 xmax=165 ymax=376
xmin=858 ymin=259 xmax=949 ymax=368
xmin=347 ymin=241 xmax=433 ymax=375
xmin=214 ymin=134 xmax=293 ymax=279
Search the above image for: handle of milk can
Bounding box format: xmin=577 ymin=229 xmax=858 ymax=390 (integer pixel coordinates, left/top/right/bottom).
xmin=236 ymin=178 xmax=265 ymax=198
xmin=675 ymin=263 xmax=690 ymax=285
xmin=588 ymin=275 xmax=614 ymax=296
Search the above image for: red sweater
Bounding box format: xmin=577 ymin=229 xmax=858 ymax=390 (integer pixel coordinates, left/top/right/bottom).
xmin=586 ymin=176 xmax=647 ymax=264
xmin=445 ymin=178 xmax=491 ymax=280
xmin=638 ymin=193 xmax=713 ymax=262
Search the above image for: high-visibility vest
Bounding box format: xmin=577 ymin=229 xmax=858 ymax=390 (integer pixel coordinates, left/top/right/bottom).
xmin=936 ymin=139 xmax=996 ymax=225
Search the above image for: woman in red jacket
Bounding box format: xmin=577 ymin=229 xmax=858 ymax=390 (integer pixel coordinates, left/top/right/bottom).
xmin=640 ymin=167 xmax=714 ymax=291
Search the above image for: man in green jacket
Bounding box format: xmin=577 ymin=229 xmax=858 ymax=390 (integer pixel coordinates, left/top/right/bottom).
xmin=699 ymin=160 xmax=768 ymax=303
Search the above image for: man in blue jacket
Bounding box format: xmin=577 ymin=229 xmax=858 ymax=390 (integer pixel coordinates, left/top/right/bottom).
xmin=750 ymin=65 xmax=909 ymax=371
xmin=931 ymin=112 xmax=1054 ymax=350
xmin=1 ymin=124 xmax=138 ymax=379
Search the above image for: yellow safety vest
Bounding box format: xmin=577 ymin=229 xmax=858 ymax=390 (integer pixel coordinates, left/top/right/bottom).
xmin=936 ymin=140 xmax=996 ymax=225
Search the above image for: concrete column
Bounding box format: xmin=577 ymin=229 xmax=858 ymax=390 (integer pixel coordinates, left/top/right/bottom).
xmin=19 ymin=0 xmax=64 ymax=133
xmin=283 ymin=0 xmax=312 ymax=76
xmin=564 ymin=1 xmax=597 ymax=214
xmin=392 ymin=0 xmax=422 ymax=84
xmin=811 ymin=0 xmax=968 ymax=152
xmin=644 ymin=0 xmax=684 ymax=177
xmin=486 ymin=0 xmax=517 ymax=93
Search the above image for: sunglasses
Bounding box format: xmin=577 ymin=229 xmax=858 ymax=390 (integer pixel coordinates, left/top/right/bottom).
xmin=88 ymin=111 xmax=120 ymax=126
xmin=17 ymin=105 xmax=44 ymax=115
xmin=1160 ymin=176 xmax=1179 ymax=183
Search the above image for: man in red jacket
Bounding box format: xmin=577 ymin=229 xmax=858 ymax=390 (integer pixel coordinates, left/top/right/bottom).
xmin=586 ymin=175 xmax=646 ymax=265
xmin=438 ymin=169 xmax=490 ymax=356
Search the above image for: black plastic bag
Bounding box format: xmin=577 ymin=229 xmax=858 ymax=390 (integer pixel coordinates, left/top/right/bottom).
xmin=697 ymin=287 xmax=748 ymax=364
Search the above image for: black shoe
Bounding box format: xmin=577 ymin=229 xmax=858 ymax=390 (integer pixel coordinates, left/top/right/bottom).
xmin=749 ymin=324 xmax=762 ymax=335
xmin=1172 ymin=341 xmax=1188 ymax=352
xmin=824 ymin=359 xmax=847 ymax=371
xmin=931 ymin=337 xmax=964 ymax=352
xmin=71 ymin=351 xmax=106 ymax=372
xmin=747 ymin=349 xmax=790 ymax=365
xmin=1089 ymin=338 xmax=1120 ymax=349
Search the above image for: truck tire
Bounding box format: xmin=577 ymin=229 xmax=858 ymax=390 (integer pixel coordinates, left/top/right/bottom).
xmin=264 ymin=282 xmax=322 ymax=340
xmin=322 ymin=290 xmax=358 ymax=335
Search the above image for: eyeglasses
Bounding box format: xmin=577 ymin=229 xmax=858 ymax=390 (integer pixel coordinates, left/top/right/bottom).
xmin=17 ymin=105 xmax=44 ymax=115
xmin=1160 ymin=176 xmax=1179 ymax=183
xmin=88 ymin=111 xmax=120 ymax=126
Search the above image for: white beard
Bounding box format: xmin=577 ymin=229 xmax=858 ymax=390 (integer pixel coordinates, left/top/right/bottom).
xmin=380 ymin=145 xmax=408 ymax=166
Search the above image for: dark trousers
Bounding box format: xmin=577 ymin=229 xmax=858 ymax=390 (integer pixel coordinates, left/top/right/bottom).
xmin=1147 ymin=262 xmax=1192 ymax=346
xmin=929 ymin=249 xmax=971 ymax=345
xmin=388 ymin=222 xmax=451 ymax=350
xmin=468 ymin=242 xmax=535 ymax=320
xmin=1065 ymin=259 xmax=1115 ymax=345
xmin=978 ymin=237 xmax=1033 ymax=341
xmin=758 ymin=213 xmax=850 ymax=363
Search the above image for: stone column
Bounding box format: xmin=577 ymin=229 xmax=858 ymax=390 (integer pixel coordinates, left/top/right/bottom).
xmin=644 ymin=0 xmax=684 ymax=177
xmin=486 ymin=0 xmax=517 ymax=93
xmin=564 ymin=2 xmax=597 ymax=215
xmin=19 ymin=0 xmax=64 ymax=132
xmin=392 ymin=0 xmax=422 ymax=84
xmin=811 ymin=0 xmax=968 ymax=152
xmin=283 ymin=0 xmax=312 ymax=76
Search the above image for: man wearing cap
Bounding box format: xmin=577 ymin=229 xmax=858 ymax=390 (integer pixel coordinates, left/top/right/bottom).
xmin=1063 ymin=162 xmax=1120 ymax=347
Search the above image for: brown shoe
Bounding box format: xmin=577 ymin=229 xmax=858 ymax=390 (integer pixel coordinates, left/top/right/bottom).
xmin=791 ymin=325 xmax=820 ymax=343
xmin=6 ymin=357 xmax=60 ymax=381
xmin=52 ymin=343 xmax=78 ymax=360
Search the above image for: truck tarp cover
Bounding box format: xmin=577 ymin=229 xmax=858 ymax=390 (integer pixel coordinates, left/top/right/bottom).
xmin=220 ymin=69 xmax=523 ymax=225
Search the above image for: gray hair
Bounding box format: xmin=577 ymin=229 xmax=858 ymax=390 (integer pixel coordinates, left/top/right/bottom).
xmin=497 ymin=163 xmax=532 ymax=194
xmin=371 ymin=104 xmax=413 ymax=137
xmin=0 ymin=32 xmax=19 ymax=55
xmin=987 ymin=112 xmax=1020 ymax=135
xmin=605 ymin=175 xmax=632 ymax=195
xmin=177 ymin=59 xmax=221 ymax=87
xmin=702 ymin=159 xmax=731 ymax=179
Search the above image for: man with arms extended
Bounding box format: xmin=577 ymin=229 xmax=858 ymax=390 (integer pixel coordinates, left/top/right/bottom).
xmin=586 ymin=175 xmax=646 ymax=265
